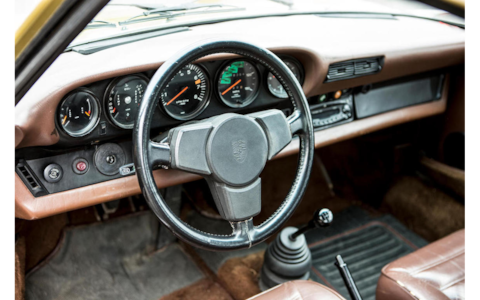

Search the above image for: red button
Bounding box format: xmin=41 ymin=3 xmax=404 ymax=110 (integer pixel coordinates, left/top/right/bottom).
xmin=76 ymin=161 xmax=87 ymax=171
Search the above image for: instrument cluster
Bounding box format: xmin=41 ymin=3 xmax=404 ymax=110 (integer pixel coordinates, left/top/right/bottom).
xmin=56 ymin=55 xmax=304 ymax=139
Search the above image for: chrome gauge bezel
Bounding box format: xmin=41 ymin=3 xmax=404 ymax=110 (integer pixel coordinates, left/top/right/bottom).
xmin=104 ymin=74 xmax=149 ymax=129
xmin=216 ymin=58 xmax=261 ymax=108
xmin=266 ymin=56 xmax=304 ymax=99
xmin=57 ymin=88 xmax=101 ymax=138
xmin=160 ymin=63 xmax=212 ymax=121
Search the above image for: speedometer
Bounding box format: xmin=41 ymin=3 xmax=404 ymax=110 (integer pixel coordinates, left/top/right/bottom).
xmin=217 ymin=60 xmax=259 ymax=108
xmin=105 ymin=75 xmax=148 ymax=129
xmin=160 ymin=64 xmax=210 ymax=120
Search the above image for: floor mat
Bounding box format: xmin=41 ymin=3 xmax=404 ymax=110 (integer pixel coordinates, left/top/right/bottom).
xmin=305 ymin=206 xmax=427 ymax=300
xmin=381 ymin=176 xmax=465 ymax=242
xmin=25 ymin=212 xmax=204 ymax=300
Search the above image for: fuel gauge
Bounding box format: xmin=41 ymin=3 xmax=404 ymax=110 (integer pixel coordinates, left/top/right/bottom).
xmin=58 ymin=90 xmax=100 ymax=137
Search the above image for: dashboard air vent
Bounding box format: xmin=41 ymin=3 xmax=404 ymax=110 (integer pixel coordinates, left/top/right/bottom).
xmin=18 ymin=165 xmax=38 ymax=188
xmin=327 ymin=61 xmax=354 ymax=81
xmin=325 ymin=56 xmax=383 ymax=82
xmin=16 ymin=161 xmax=47 ymax=197
xmin=355 ymin=59 xmax=380 ymax=75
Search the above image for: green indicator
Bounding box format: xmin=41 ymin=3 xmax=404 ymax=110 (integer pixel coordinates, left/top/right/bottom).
xmin=232 ymin=61 xmax=244 ymax=68
xmin=220 ymin=61 xmax=245 ymax=84
xmin=220 ymin=72 xmax=232 ymax=84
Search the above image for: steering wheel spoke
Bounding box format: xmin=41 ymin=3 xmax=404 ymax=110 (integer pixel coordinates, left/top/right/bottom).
xmin=249 ymin=109 xmax=293 ymax=160
xmin=287 ymin=110 xmax=304 ymax=135
xmin=168 ymin=122 xmax=213 ymax=175
xmin=207 ymin=178 xmax=262 ymax=222
xmin=148 ymin=141 xmax=170 ymax=167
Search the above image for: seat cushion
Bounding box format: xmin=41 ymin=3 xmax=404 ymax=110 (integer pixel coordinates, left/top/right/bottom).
xmin=248 ymin=280 xmax=345 ymax=300
xmin=376 ymin=229 xmax=465 ymax=300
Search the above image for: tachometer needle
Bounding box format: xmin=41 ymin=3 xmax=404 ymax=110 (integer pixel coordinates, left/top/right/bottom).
xmin=85 ymin=111 xmax=91 ymax=117
xmin=62 ymin=115 xmax=67 ymax=125
xmin=167 ymin=86 xmax=189 ymax=105
xmin=222 ymin=79 xmax=242 ymax=95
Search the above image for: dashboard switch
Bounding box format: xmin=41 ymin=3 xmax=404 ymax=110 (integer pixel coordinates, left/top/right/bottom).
xmin=77 ymin=161 xmax=87 ymax=171
xmin=99 ymin=121 xmax=107 ymax=135
xmin=73 ymin=158 xmax=89 ymax=175
xmin=43 ymin=164 xmax=63 ymax=183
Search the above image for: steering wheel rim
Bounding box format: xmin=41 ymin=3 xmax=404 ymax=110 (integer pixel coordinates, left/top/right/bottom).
xmin=134 ymin=39 xmax=314 ymax=250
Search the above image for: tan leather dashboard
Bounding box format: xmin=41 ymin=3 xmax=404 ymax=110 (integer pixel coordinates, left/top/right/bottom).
xmin=15 ymin=77 xmax=449 ymax=220
xmin=15 ymin=14 xmax=463 ymax=219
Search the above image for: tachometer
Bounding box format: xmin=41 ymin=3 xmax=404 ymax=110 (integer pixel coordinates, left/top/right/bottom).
xmin=160 ymin=64 xmax=210 ymax=120
xmin=105 ymin=75 xmax=148 ymax=129
xmin=217 ymin=60 xmax=259 ymax=108
xmin=57 ymin=90 xmax=100 ymax=137
xmin=267 ymin=58 xmax=303 ymax=99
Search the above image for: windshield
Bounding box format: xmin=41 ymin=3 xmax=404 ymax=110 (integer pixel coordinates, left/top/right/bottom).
xmin=69 ymin=0 xmax=464 ymax=48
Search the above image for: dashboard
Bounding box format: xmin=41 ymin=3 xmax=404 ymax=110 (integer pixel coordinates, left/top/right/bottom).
xmin=53 ymin=55 xmax=303 ymax=147
xmin=14 ymin=14 xmax=464 ymax=220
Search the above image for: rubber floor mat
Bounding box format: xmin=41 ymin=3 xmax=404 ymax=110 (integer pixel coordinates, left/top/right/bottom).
xmin=25 ymin=212 xmax=204 ymax=300
xmin=305 ymin=207 xmax=427 ymax=300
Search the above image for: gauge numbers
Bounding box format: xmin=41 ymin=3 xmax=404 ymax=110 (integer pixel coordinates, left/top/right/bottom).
xmin=106 ymin=75 xmax=148 ymax=129
xmin=161 ymin=64 xmax=210 ymax=120
xmin=217 ymin=60 xmax=259 ymax=108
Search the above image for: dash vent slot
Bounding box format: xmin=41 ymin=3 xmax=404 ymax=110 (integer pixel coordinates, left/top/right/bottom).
xmin=355 ymin=59 xmax=380 ymax=75
xmin=16 ymin=161 xmax=47 ymax=197
xmin=327 ymin=62 xmax=354 ymax=80
xmin=326 ymin=56 xmax=383 ymax=82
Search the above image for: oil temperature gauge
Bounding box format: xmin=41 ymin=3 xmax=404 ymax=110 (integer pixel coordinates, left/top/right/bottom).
xmin=105 ymin=75 xmax=148 ymax=129
xmin=57 ymin=90 xmax=100 ymax=137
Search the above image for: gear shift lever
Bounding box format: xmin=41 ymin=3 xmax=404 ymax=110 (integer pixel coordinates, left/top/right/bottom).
xmin=290 ymin=208 xmax=333 ymax=240
xmin=260 ymin=208 xmax=333 ymax=290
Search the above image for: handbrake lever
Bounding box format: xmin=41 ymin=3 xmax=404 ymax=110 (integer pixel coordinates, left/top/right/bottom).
xmin=335 ymin=255 xmax=363 ymax=300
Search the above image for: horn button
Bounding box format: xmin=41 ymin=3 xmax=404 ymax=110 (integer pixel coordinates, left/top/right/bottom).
xmin=207 ymin=116 xmax=268 ymax=186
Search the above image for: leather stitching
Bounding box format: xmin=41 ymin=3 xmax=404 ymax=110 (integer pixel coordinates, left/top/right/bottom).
xmin=439 ymin=277 xmax=465 ymax=291
xmin=409 ymin=250 xmax=465 ymax=276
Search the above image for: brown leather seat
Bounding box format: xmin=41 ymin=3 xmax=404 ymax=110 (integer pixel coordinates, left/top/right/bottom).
xmin=376 ymin=229 xmax=465 ymax=300
xmin=248 ymin=280 xmax=345 ymax=300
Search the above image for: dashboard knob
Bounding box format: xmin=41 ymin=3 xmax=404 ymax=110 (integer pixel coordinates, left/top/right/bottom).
xmin=43 ymin=163 xmax=63 ymax=183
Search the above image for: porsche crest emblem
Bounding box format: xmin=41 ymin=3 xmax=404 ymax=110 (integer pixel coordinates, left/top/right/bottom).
xmin=232 ymin=140 xmax=247 ymax=163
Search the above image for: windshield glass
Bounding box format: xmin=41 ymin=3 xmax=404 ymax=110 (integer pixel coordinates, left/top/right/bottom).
xmin=69 ymin=0 xmax=464 ymax=48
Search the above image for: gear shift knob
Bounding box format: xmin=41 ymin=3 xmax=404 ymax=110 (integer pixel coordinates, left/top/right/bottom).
xmin=314 ymin=208 xmax=334 ymax=227
xmin=290 ymin=208 xmax=333 ymax=240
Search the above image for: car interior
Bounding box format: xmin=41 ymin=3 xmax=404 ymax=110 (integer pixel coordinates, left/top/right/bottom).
xmin=14 ymin=1 xmax=465 ymax=299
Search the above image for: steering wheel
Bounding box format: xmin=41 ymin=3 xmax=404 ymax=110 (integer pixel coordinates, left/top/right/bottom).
xmin=134 ymin=39 xmax=314 ymax=251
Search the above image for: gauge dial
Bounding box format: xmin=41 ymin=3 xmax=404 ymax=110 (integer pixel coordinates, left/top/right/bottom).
xmin=267 ymin=58 xmax=303 ymax=99
xmin=217 ymin=60 xmax=259 ymax=108
xmin=106 ymin=75 xmax=148 ymax=129
xmin=160 ymin=64 xmax=210 ymax=120
xmin=58 ymin=90 xmax=100 ymax=137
